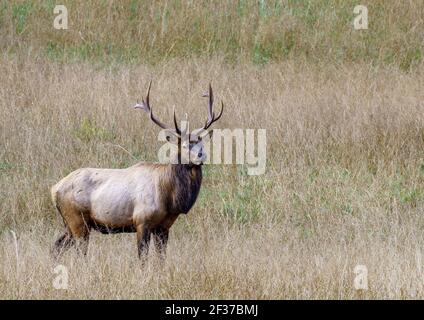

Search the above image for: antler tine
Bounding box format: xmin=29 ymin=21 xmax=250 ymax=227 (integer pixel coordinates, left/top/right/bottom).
xmin=173 ymin=106 xmax=181 ymax=135
xmin=208 ymin=83 xmax=214 ymax=123
xmin=144 ymin=81 xmax=151 ymax=110
xmin=202 ymin=84 xmax=223 ymax=130
xmin=134 ymin=81 xmax=174 ymax=131
xmin=215 ymin=101 xmax=224 ymax=121
xmin=204 ymin=101 xmax=224 ymax=130
xmin=149 ymin=107 xmax=169 ymax=130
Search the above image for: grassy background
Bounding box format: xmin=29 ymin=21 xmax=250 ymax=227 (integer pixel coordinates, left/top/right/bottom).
xmin=1 ymin=0 xmax=424 ymax=69
xmin=1 ymin=0 xmax=424 ymax=299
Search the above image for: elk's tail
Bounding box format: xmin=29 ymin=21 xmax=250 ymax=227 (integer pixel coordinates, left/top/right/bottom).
xmin=50 ymin=181 xmax=67 ymax=226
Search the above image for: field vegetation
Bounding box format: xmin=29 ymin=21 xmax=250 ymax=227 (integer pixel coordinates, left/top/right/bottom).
xmin=1 ymin=0 xmax=424 ymax=298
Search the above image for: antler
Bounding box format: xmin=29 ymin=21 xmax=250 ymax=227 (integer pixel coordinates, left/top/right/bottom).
xmin=202 ymin=83 xmax=224 ymax=131
xmin=134 ymin=82 xmax=223 ymax=139
xmin=134 ymin=81 xmax=181 ymax=135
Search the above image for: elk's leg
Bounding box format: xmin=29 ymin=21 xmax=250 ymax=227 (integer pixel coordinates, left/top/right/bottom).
xmin=136 ymin=224 xmax=151 ymax=263
xmin=152 ymin=227 xmax=169 ymax=260
xmin=52 ymin=229 xmax=75 ymax=259
xmin=75 ymin=231 xmax=90 ymax=256
xmin=62 ymin=205 xmax=91 ymax=256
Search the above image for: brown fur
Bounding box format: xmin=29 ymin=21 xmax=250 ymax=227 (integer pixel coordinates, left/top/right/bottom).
xmin=52 ymin=163 xmax=203 ymax=260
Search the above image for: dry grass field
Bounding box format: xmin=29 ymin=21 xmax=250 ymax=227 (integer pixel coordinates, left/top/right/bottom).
xmin=1 ymin=1 xmax=424 ymax=299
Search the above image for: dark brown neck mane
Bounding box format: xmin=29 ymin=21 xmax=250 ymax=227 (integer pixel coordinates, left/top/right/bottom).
xmin=165 ymin=164 xmax=202 ymax=214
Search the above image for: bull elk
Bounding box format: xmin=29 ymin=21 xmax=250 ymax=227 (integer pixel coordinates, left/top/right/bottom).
xmin=51 ymin=82 xmax=223 ymax=261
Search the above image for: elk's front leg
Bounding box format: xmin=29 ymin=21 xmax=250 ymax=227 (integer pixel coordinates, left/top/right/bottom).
xmin=152 ymin=227 xmax=169 ymax=260
xmin=136 ymin=224 xmax=151 ymax=263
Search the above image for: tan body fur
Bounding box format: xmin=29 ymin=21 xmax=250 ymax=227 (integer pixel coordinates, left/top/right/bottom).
xmin=51 ymin=163 xmax=202 ymax=259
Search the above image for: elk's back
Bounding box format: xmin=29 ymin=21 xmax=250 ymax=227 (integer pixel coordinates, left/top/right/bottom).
xmin=51 ymin=165 xmax=161 ymax=228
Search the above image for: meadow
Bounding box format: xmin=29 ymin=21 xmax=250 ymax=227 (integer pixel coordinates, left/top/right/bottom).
xmin=1 ymin=0 xmax=424 ymax=299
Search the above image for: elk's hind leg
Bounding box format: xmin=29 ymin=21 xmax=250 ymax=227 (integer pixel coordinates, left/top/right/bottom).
xmin=61 ymin=203 xmax=91 ymax=256
xmin=52 ymin=200 xmax=76 ymax=258
xmin=52 ymin=229 xmax=75 ymax=259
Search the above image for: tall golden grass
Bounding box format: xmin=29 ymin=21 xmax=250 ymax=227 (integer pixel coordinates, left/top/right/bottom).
xmin=2 ymin=0 xmax=424 ymax=299
xmin=1 ymin=54 xmax=424 ymax=298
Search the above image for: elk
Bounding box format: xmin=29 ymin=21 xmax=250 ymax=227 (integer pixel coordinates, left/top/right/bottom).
xmin=51 ymin=82 xmax=223 ymax=261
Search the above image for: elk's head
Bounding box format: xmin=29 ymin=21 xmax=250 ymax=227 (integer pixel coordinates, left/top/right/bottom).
xmin=134 ymin=82 xmax=224 ymax=165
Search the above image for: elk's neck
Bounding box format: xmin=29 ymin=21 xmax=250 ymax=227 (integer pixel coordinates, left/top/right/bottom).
xmin=163 ymin=164 xmax=202 ymax=214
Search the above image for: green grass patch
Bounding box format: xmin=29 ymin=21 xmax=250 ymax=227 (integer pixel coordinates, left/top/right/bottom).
xmin=72 ymin=118 xmax=116 ymax=143
xmin=12 ymin=1 xmax=33 ymax=35
xmin=1 ymin=1 xmax=423 ymax=69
